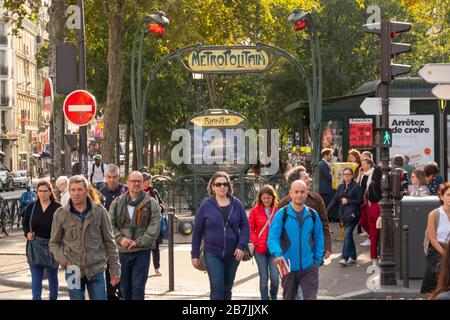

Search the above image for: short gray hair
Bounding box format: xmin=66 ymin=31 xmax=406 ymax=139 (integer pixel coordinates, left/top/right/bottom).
xmin=55 ymin=176 xmax=69 ymax=186
xmin=105 ymin=164 xmax=120 ymax=176
xmin=69 ymin=175 xmax=89 ymax=189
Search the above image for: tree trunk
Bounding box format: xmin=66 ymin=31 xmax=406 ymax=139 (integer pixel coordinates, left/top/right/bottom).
xmin=149 ymin=140 xmax=154 ymax=169
xmin=101 ymin=10 xmax=125 ymax=164
xmin=48 ymin=0 xmax=67 ymax=180
xmin=143 ymin=132 xmax=148 ymax=170
xmin=125 ymin=118 xmax=130 ymax=176
xmin=116 ymin=124 xmax=120 ymax=169
xmin=132 ymin=125 xmax=137 ymax=170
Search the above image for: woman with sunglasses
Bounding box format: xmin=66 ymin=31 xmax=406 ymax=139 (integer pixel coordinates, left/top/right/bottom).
xmin=327 ymin=167 xmax=363 ymax=266
xmin=191 ymin=171 xmax=250 ymax=300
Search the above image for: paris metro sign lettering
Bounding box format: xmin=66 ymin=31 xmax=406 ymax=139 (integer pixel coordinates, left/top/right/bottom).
xmin=187 ymin=46 xmax=269 ymax=73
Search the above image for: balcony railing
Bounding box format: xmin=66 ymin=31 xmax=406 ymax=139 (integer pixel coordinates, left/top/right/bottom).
xmin=0 ymin=65 xmax=7 ymax=76
xmin=0 ymin=35 xmax=7 ymax=45
xmin=0 ymin=96 xmax=9 ymax=106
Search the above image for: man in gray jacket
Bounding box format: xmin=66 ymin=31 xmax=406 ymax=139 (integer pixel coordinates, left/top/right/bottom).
xmin=49 ymin=175 xmax=120 ymax=300
xmin=109 ymin=171 xmax=161 ymax=300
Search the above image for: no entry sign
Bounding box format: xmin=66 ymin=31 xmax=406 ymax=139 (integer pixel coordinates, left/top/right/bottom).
xmin=43 ymin=78 xmax=53 ymax=122
xmin=63 ymin=90 xmax=97 ymax=126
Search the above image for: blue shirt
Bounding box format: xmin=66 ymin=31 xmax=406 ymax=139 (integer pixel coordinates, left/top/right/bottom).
xmin=69 ymin=198 xmax=92 ymax=222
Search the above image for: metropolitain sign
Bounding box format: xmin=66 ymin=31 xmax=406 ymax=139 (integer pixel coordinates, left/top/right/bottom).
xmin=187 ymin=46 xmax=269 ymax=73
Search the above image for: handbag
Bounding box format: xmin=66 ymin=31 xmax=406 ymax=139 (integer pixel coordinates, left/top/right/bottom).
xmin=340 ymin=205 xmax=359 ymax=226
xmin=194 ymin=242 xmax=207 ymax=271
xmin=26 ymin=202 xmax=58 ymax=269
xmin=242 ymin=243 xmax=254 ymax=261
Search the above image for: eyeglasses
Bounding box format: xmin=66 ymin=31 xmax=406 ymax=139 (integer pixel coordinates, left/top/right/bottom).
xmin=128 ymin=180 xmax=143 ymax=184
xmin=214 ymin=182 xmax=230 ymax=188
xmin=343 ymin=173 xmax=353 ymax=176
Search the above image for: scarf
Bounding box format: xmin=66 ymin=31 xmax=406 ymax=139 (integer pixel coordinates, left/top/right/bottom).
xmin=127 ymin=190 xmax=145 ymax=207
xmin=363 ymin=167 xmax=375 ymax=194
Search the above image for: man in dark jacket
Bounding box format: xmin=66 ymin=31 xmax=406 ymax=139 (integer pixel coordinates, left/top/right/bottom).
xmin=318 ymin=148 xmax=335 ymax=208
xmin=99 ymin=164 xmax=127 ymax=300
xmin=280 ymin=166 xmax=332 ymax=260
xmin=109 ymin=171 xmax=161 ymax=300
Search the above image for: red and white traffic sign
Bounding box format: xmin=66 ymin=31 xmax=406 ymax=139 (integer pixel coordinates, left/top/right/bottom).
xmin=43 ymin=78 xmax=53 ymax=122
xmin=63 ymin=90 xmax=97 ymax=126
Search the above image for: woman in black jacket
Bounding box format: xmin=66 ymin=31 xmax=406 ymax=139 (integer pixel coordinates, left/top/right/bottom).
xmin=327 ymin=167 xmax=363 ymax=267
xmin=22 ymin=180 xmax=61 ymax=300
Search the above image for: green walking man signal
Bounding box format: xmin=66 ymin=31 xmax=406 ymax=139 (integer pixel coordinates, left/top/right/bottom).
xmin=373 ymin=128 xmax=392 ymax=147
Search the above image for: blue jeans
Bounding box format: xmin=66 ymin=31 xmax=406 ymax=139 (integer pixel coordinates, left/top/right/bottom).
xmin=65 ymin=270 xmax=107 ymax=300
xmin=119 ymin=250 xmax=150 ymax=300
xmin=254 ymin=251 xmax=279 ymax=300
xmin=30 ymin=266 xmax=58 ymax=300
xmin=342 ymin=221 xmax=358 ymax=260
xmin=204 ymin=251 xmax=240 ymax=300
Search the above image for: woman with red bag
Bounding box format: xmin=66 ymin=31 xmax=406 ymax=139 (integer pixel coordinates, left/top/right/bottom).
xmin=249 ymin=185 xmax=279 ymax=300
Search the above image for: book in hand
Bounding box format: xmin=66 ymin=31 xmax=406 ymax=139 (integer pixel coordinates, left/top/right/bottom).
xmin=274 ymin=257 xmax=290 ymax=278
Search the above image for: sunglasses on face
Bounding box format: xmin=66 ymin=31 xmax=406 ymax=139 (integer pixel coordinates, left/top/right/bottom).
xmin=214 ymin=182 xmax=230 ymax=188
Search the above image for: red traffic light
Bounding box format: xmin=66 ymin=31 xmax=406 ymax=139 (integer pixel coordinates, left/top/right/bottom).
xmin=148 ymin=23 xmax=165 ymax=35
xmin=294 ymin=19 xmax=308 ymax=31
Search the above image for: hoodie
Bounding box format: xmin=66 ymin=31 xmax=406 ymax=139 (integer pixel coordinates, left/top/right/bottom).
xmin=191 ymin=196 xmax=250 ymax=259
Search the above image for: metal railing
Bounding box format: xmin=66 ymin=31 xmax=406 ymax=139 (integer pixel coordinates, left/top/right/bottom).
xmin=0 ymin=197 xmax=21 ymax=236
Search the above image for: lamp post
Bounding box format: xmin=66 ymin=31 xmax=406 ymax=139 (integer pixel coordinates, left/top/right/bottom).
xmin=288 ymin=8 xmax=323 ymax=193
xmin=130 ymin=12 xmax=169 ymax=171
xmin=192 ymin=73 xmax=204 ymax=113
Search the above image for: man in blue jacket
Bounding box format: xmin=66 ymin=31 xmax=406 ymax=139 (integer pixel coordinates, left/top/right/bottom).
xmin=268 ymin=180 xmax=324 ymax=300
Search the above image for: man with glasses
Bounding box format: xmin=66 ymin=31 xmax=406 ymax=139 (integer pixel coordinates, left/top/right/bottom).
xmin=109 ymin=171 xmax=161 ymax=300
xmin=99 ymin=164 xmax=127 ymax=300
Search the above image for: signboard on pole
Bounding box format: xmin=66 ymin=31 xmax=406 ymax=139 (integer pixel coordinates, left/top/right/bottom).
xmin=418 ymin=63 xmax=450 ymax=84
xmin=63 ymin=90 xmax=97 ymax=126
xmin=43 ymin=78 xmax=53 ymax=122
xmin=360 ymin=97 xmax=410 ymax=115
xmin=389 ymin=115 xmax=434 ymax=169
xmin=349 ymin=118 xmax=373 ymax=148
xmin=431 ymin=84 xmax=450 ymax=100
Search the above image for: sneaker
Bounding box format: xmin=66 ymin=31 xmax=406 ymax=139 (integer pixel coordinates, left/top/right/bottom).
xmin=338 ymin=259 xmax=347 ymax=266
xmin=347 ymin=257 xmax=357 ymax=265
xmin=360 ymin=239 xmax=371 ymax=247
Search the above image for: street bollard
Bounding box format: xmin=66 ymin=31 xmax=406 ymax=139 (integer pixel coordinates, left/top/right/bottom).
xmin=168 ymin=206 xmax=175 ymax=292
xmin=402 ymin=225 xmax=409 ymax=288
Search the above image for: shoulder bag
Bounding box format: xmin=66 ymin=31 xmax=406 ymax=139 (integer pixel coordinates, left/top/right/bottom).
xmin=26 ymin=202 xmax=58 ymax=269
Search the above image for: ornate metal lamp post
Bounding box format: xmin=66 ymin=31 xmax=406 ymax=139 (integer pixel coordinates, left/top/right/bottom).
xmin=288 ymin=8 xmax=323 ymax=192
xmin=130 ymin=11 xmax=169 ymax=170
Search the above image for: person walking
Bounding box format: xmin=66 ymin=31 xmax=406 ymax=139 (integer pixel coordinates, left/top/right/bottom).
xmin=410 ymin=170 xmax=431 ymax=197
xmin=22 ymin=181 xmax=61 ymax=300
xmin=49 ymin=175 xmax=121 ymax=300
xmin=267 ymin=180 xmax=324 ymax=300
xmin=142 ymin=172 xmax=164 ymax=277
xmin=99 ymin=164 xmax=128 ymax=300
xmin=421 ymin=183 xmax=450 ymax=297
xmin=55 ymin=176 xmax=70 ymax=206
xmin=88 ymin=154 xmax=107 ymax=190
xmin=248 ymin=185 xmax=279 ymax=300
xmin=424 ymin=164 xmax=444 ymax=196
xmin=430 ymin=242 xmax=450 ymax=300
xmin=279 ymin=165 xmax=332 ymax=261
xmin=109 ymin=171 xmax=161 ymax=300
xmin=191 ymin=172 xmax=250 ymax=300
xmin=327 ymin=167 xmax=363 ymax=266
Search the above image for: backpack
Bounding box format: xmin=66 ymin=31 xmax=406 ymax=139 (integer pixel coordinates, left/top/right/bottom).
xmin=280 ymin=205 xmax=316 ymax=252
xmin=90 ymin=163 xmax=105 ymax=182
xmin=20 ymin=191 xmax=37 ymax=216
xmin=423 ymin=209 xmax=439 ymax=256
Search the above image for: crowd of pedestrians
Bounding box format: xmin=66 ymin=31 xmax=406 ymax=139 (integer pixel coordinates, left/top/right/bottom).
xmin=18 ymin=148 xmax=450 ymax=301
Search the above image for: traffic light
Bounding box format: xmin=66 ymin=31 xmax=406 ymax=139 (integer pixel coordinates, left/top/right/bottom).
xmin=373 ymin=128 xmax=392 ymax=147
xmin=362 ymin=21 xmax=411 ymax=82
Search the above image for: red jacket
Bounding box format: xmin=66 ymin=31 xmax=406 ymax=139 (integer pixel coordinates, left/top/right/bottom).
xmin=248 ymin=204 xmax=278 ymax=254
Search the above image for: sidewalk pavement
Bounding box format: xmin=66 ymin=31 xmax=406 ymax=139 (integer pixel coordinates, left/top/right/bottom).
xmin=0 ymin=222 xmax=425 ymax=300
